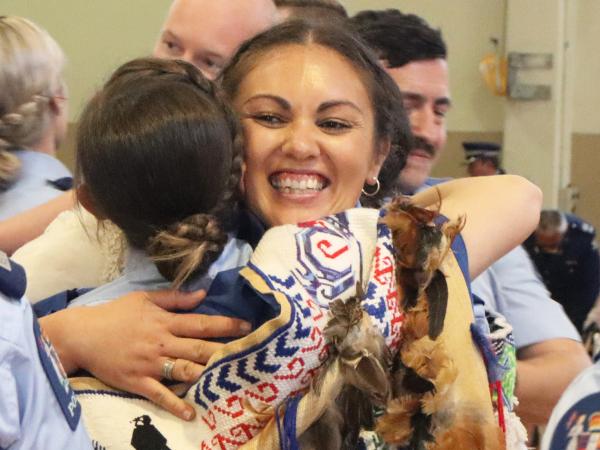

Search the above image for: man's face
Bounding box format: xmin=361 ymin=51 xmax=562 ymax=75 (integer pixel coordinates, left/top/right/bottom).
xmin=153 ymin=0 xmax=277 ymax=79
xmin=385 ymin=58 xmax=451 ymax=192
xmin=535 ymin=230 xmax=564 ymax=253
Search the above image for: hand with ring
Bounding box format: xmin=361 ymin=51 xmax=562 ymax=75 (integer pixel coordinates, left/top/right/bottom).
xmin=161 ymin=358 xmax=176 ymax=380
xmin=40 ymin=289 xmax=252 ymax=421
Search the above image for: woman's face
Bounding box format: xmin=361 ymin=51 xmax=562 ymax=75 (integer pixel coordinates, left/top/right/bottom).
xmin=234 ymin=44 xmax=388 ymax=227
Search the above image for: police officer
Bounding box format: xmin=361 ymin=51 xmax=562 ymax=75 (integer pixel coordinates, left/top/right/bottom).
xmin=0 ymin=16 xmax=72 ymax=221
xmin=524 ymin=210 xmax=600 ymax=333
xmin=462 ymin=141 xmax=506 ymax=177
xmin=0 ymin=252 xmax=92 ymax=449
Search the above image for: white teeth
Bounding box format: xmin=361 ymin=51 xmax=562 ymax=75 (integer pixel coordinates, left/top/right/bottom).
xmin=270 ymin=174 xmax=326 ymax=193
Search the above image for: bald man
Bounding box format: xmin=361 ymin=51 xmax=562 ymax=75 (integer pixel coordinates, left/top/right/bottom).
xmin=153 ymin=0 xmax=278 ymax=78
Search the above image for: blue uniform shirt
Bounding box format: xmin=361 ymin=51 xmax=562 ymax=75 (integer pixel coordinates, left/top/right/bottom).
xmin=524 ymin=214 xmax=600 ymax=332
xmin=471 ymin=246 xmax=580 ymax=348
xmin=0 ymin=149 xmax=71 ymax=220
xmin=69 ymin=237 xmax=253 ymax=308
xmin=420 ymin=178 xmax=580 ymax=349
xmin=0 ymin=254 xmax=92 ymax=449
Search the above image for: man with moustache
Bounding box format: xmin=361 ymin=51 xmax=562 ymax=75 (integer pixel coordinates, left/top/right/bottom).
xmin=352 ymin=9 xmax=591 ymax=426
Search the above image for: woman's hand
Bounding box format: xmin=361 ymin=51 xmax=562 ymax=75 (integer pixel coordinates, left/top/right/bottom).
xmin=40 ymin=289 xmax=251 ymax=421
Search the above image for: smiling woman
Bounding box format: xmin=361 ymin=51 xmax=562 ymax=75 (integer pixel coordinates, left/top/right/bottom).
xmin=233 ymin=44 xmax=390 ymax=225
xmin=220 ymin=21 xmax=412 ymax=221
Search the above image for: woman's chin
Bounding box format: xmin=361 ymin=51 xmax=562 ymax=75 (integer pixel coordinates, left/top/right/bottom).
xmin=266 ymin=206 xmax=333 ymax=227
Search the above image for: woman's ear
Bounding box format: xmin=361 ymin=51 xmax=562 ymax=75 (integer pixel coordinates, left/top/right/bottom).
xmin=76 ymin=184 xmax=105 ymax=220
xmin=368 ymin=138 xmax=392 ymax=180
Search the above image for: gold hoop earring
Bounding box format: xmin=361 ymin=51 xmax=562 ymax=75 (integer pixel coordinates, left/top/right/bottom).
xmin=361 ymin=177 xmax=380 ymax=197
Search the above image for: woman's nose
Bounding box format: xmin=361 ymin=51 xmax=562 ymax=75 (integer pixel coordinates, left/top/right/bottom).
xmin=281 ymin=121 xmax=320 ymax=159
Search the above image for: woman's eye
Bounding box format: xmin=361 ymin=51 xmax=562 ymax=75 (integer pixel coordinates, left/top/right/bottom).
xmin=254 ymin=113 xmax=284 ymax=127
xmin=319 ymin=119 xmax=352 ymax=131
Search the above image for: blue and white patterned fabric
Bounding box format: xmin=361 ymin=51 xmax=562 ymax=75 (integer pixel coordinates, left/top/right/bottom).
xmin=0 ymin=149 xmax=72 ymax=220
xmin=0 ymin=253 xmax=92 ymax=449
xmin=541 ymin=359 xmax=600 ymax=450
xmin=70 ymin=207 xmax=491 ymax=450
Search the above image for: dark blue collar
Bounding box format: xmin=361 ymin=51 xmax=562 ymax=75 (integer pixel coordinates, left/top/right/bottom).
xmin=236 ymin=207 xmax=268 ymax=249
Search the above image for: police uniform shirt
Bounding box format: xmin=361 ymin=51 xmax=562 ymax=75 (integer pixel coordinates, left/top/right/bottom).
xmin=524 ymin=214 xmax=600 ymax=332
xmin=541 ymin=359 xmax=600 ymax=450
xmin=0 ymin=149 xmax=72 ymax=221
xmin=471 ymin=245 xmax=580 ymax=349
xmin=0 ymin=255 xmax=92 ymax=449
xmin=68 ymin=237 xmax=253 ymax=308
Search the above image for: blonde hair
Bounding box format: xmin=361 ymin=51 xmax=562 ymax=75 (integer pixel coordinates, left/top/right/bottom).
xmin=0 ymin=16 xmax=66 ymax=190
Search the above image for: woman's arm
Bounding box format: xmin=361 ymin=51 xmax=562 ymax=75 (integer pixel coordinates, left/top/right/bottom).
xmin=40 ymin=289 xmax=251 ymax=421
xmin=0 ymin=191 xmax=75 ymax=255
xmin=411 ymin=175 xmax=542 ymax=279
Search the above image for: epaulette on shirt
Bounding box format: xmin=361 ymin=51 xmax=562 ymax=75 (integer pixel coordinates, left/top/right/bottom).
xmin=567 ymin=214 xmax=596 ymax=236
xmin=0 ymin=251 xmax=26 ymax=299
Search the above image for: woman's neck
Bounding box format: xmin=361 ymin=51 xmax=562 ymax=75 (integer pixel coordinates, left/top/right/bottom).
xmin=28 ymin=129 xmax=57 ymax=157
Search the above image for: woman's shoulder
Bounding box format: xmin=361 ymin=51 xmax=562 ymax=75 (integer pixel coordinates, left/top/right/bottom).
xmin=0 ymin=150 xmax=72 ymax=220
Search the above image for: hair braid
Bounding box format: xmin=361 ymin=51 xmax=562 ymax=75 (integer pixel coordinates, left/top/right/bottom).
xmin=148 ymin=214 xmax=229 ymax=289
xmin=146 ymin=95 xmax=244 ymax=288
xmin=99 ymin=58 xmax=244 ymax=288
xmin=0 ymin=95 xmax=51 ymax=190
xmin=105 ymin=58 xmax=216 ymax=98
xmin=0 ymin=148 xmax=20 ymax=191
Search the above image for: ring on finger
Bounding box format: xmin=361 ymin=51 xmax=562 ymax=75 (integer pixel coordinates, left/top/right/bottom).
xmin=162 ymin=358 xmax=176 ymax=380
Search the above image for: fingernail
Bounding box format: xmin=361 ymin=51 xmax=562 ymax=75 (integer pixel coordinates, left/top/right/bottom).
xmin=240 ymin=322 xmax=252 ymax=334
xmin=183 ymin=408 xmax=195 ymax=421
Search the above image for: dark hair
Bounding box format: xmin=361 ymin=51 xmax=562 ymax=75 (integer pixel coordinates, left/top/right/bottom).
xmin=350 ymin=9 xmax=447 ymax=69
xmin=219 ymin=20 xmax=411 ymax=207
xmin=479 ymin=156 xmax=501 ymax=170
xmin=538 ymin=210 xmax=566 ymax=233
xmin=275 ymin=0 xmax=347 ymax=22
xmin=76 ymin=58 xmax=243 ymax=287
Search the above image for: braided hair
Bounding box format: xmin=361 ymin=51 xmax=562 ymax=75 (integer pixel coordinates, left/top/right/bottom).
xmin=76 ymin=58 xmax=243 ymax=288
xmin=0 ymin=16 xmax=66 ymax=190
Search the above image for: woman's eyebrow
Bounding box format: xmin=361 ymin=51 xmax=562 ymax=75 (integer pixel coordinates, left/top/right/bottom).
xmin=317 ymin=100 xmax=362 ymax=114
xmin=243 ymin=94 xmax=290 ymax=110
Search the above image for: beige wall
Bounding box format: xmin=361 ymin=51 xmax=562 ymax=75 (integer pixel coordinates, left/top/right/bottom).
xmin=3 ymin=0 xmax=172 ymax=121
xmin=573 ymin=0 xmax=600 ymax=134
xmin=572 ymin=134 xmax=600 ymax=231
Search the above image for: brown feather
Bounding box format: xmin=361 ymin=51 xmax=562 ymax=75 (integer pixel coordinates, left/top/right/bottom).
xmin=429 ymin=411 xmax=506 ymax=450
xmin=425 ymin=270 xmax=449 ymax=339
xmin=376 ymin=395 xmax=421 ymax=445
